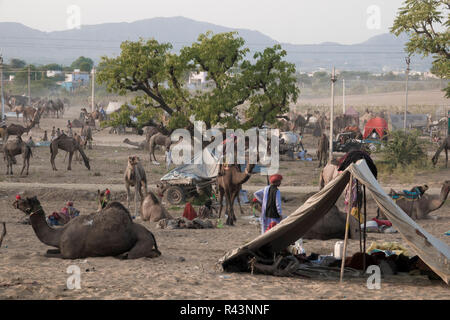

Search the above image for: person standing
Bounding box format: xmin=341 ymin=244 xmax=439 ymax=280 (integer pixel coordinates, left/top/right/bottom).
xmin=254 ymin=174 xmax=284 ymax=234
xmin=50 ymin=126 xmax=56 ymax=141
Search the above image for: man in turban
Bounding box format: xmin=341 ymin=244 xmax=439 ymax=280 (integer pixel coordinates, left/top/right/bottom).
xmin=254 ymin=174 xmax=284 ymax=234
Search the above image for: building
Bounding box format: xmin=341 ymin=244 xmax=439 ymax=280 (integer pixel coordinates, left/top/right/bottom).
xmin=46 ymin=70 xmax=63 ymax=78
xmin=61 ymin=69 xmax=90 ymax=92
xmin=189 ymin=71 xmax=208 ymax=85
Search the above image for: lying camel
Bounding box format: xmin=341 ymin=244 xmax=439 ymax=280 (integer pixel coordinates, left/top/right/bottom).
xmin=141 ymin=191 xmax=172 ymax=222
xmin=14 ymin=196 xmax=161 ymax=259
xmin=385 ymin=180 xmax=450 ymax=220
xmin=304 ymin=205 xmax=360 ymax=240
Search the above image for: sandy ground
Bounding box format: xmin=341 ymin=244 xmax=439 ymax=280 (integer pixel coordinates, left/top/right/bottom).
xmin=0 ymin=105 xmax=449 ymax=300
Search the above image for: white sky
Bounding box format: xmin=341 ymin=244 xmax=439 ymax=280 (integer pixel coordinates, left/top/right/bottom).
xmin=0 ymin=0 xmax=405 ymax=44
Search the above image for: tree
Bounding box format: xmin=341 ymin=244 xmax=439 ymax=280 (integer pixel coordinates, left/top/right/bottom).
xmin=9 ymin=58 xmax=26 ymax=69
xmin=391 ymin=0 xmax=449 ymax=97
xmin=71 ymin=56 xmax=94 ymax=72
xmin=97 ymin=32 xmax=299 ymax=131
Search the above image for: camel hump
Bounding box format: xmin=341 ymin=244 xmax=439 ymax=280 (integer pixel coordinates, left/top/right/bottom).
xmin=104 ymin=201 xmax=129 ymax=212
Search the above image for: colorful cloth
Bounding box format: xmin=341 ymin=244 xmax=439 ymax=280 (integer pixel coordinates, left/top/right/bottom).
xmin=182 ymin=202 xmax=197 ymax=221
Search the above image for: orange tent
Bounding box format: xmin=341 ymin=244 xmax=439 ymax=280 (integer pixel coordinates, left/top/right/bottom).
xmin=363 ymin=117 xmax=388 ymax=139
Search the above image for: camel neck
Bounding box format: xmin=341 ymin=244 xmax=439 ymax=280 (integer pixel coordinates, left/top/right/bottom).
xmin=29 ymin=206 xmax=62 ymax=248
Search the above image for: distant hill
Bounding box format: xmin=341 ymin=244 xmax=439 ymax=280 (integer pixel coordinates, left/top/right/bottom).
xmin=0 ymin=16 xmax=432 ymax=72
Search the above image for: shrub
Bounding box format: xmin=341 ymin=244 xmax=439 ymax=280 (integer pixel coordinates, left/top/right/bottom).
xmin=380 ymin=130 xmax=426 ymax=169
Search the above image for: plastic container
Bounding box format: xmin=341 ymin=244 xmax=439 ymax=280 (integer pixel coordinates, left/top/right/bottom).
xmin=334 ymin=241 xmax=345 ymax=259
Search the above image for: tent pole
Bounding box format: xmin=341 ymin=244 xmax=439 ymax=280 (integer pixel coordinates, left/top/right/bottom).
xmin=357 ymin=181 xmax=362 ymax=253
xmin=340 ymin=174 xmax=353 ymax=283
xmin=363 ymin=185 xmax=367 ymax=271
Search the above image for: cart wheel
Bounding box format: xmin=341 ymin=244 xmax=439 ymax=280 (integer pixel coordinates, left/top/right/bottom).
xmin=166 ymin=186 xmax=185 ymax=205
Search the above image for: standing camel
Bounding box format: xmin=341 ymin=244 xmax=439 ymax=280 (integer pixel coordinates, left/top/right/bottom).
xmin=217 ymin=163 xmax=255 ymax=226
xmin=149 ymin=133 xmax=182 ymax=164
xmin=317 ymin=133 xmax=329 ymax=168
xmin=124 ymin=156 xmax=148 ymax=217
xmin=432 ymin=136 xmax=449 ymax=168
xmin=386 ymin=181 xmax=450 ymax=220
xmin=50 ymin=134 xmax=90 ymax=171
xmin=293 ymin=114 xmax=312 ymax=135
xmin=3 ymin=136 xmax=33 ymax=176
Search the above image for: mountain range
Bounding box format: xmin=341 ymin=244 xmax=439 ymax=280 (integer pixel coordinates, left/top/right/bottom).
xmin=0 ymin=16 xmax=432 ymax=72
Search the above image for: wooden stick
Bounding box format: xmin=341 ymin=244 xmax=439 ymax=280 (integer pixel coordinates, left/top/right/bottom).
xmin=0 ymin=222 xmax=6 ymax=248
xmin=340 ymin=175 xmax=353 ymax=283
xmin=363 ymin=185 xmax=367 ymax=271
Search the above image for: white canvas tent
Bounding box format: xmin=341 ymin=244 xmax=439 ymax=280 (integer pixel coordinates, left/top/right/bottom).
xmin=105 ymin=102 xmax=122 ymax=115
xmin=221 ymin=159 xmax=450 ymax=284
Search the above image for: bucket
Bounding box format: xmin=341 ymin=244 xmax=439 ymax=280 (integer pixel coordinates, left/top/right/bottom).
xmin=334 ymin=241 xmax=345 ymax=259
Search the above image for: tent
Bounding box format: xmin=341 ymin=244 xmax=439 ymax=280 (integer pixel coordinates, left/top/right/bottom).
xmin=345 ymin=106 xmax=360 ymax=119
xmin=105 ymin=102 xmax=122 ymax=115
xmin=220 ymin=159 xmax=450 ymax=284
xmin=363 ymin=117 xmax=388 ymax=139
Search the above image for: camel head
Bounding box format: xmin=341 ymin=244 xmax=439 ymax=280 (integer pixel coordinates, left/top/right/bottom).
xmin=97 ymin=189 xmax=111 ymax=210
xmin=128 ymin=155 xmax=140 ymax=168
xmin=13 ymin=195 xmax=41 ymax=215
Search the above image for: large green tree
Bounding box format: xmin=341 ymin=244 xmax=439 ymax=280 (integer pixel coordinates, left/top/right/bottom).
xmin=71 ymin=56 xmax=94 ymax=72
xmin=391 ymin=0 xmax=449 ymax=97
xmin=97 ymin=32 xmax=299 ymax=130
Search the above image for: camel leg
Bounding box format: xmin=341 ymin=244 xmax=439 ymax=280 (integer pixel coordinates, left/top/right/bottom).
xmin=51 ymin=149 xmax=58 ymax=171
xmin=237 ymin=190 xmax=245 ymax=215
xmin=218 ymin=188 xmax=224 ymax=218
xmin=446 ymin=148 xmax=448 ymax=168
xmin=120 ymin=225 xmax=161 ymax=259
xmin=134 ymin=182 xmax=139 ymax=217
xmin=125 ymin=183 xmax=131 ymax=209
xmin=20 ymin=155 xmax=27 ymax=176
xmin=67 ymin=152 xmax=73 ymax=171
xmin=230 ymin=191 xmax=239 ymax=223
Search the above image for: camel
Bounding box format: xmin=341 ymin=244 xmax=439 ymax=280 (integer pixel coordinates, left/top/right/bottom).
xmin=123 ymin=138 xmax=148 ymax=150
xmin=304 ymin=205 xmax=360 ymax=240
xmin=319 ymin=161 xmax=340 ymax=189
xmin=81 ymin=126 xmax=93 ymax=149
xmin=64 ymin=133 xmax=86 ymax=163
xmin=13 ymin=196 xmax=161 ymax=259
xmin=149 ymin=133 xmax=182 ymax=163
xmin=141 ymin=191 xmax=173 ymax=222
xmin=3 ymin=136 xmax=32 ymax=175
xmin=432 ymin=136 xmax=449 ymax=168
xmin=50 ymin=134 xmax=90 ymax=171
xmin=292 ymin=113 xmax=312 ymax=135
xmin=125 ymin=156 xmax=148 ymax=217
xmin=386 ymin=181 xmax=450 ymax=220
xmin=217 ymin=162 xmax=255 ymax=226
xmin=6 ymin=117 xmax=37 ymax=138
xmin=97 ymin=189 xmax=112 ymax=211
xmin=317 ymin=133 xmax=329 ymax=168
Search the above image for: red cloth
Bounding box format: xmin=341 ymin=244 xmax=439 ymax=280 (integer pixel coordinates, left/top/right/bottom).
xmin=363 ymin=117 xmax=388 ymax=139
xmin=266 ymin=221 xmax=277 ymax=232
xmin=269 ymin=174 xmax=283 ymax=184
xmin=372 ymin=218 xmax=392 ymax=227
xmin=182 ymin=203 xmax=197 ymax=221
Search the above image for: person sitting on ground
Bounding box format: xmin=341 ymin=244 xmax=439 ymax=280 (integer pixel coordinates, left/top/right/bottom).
xmin=56 ymin=128 xmax=61 ymax=137
xmin=198 ymin=199 xmax=217 ymax=219
xmin=47 ymin=201 xmax=80 ymax=226
xmin=42 ymin=130 xmax=48 ymax=142
xmin=254 ymin=174 xmax=284 ymax=234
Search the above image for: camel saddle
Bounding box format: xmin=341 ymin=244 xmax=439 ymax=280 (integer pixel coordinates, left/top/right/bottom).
xmin=389 ymin=185 xmax=428 ymax=201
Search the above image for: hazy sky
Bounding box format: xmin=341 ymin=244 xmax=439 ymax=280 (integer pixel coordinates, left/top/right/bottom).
xmin=0 ymin=0 xmax=406 ymax=44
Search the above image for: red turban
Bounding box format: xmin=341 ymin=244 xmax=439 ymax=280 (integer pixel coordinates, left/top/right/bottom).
xmin=16 ymin=195 xmax=21 ymax=200
xmin=105 ymin=189 xmax=111 ymax=195
xmin=269 ymin=174 xmax=283 ymax=184
xmin=182 ymin=202 xmax=198 ymax=221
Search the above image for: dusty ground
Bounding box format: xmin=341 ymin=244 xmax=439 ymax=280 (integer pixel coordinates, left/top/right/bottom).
xmin=0 ymin=105 xmax=449 ymax=300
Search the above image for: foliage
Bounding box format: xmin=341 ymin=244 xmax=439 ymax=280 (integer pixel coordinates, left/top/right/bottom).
xmin=71 ymin=56 xmax=94 ymax=72
xmin=97 ymin=32 xmax=299 ymax=131
xmin=391 ymin=0 xmax=449 ymax=97
xmin=9 ymin=58 xmax=26 ymax=69
xmin=380 ymin=130 xmax=427 ymax=168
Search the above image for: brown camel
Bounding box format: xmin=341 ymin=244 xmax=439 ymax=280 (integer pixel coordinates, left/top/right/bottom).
xmin=149 ymin=133 xmax=182 ymax=163
xmin=317 ymin=133 xmax=329 ymax=168
xmin=13 ymin=196 xmax=161 ymax=259
xmin=64 ymin=133 xmax=86 ymax=163
xmin=6 ymin=117 xmax=37 ymax=138
xmin=3 ymin=136 xmax=33 ymax=176
xmin=292 ymin=113 xmax=312 ymax=135
xmin=304 ymin=205 xmax=360 ymax=240
xmin=141 ymin=191 xmax=172 ymax=222
xmin=124 ymin=156 xmax=148 ymax=217
xmin=80 ymin=125 xmax=93 ymax=149
xmin=432 ymin=136 xmax=449 ymax=168
xmin=387 ymin=181 xmax=450 ymax=220
xmin=123 ymin=138 xmax=148 ymax=150
xmin=319 ymin=161 xmax=340 ymax=189
xmin=50 ymin=134 xmax=90 ymax=171
xmin=217 ymin=162 xmax=255 ymax=226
